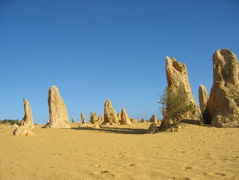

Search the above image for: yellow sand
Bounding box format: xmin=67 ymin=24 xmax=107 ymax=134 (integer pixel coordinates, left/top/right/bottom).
xmin=0 ymin=123 xmax=239 ymax=180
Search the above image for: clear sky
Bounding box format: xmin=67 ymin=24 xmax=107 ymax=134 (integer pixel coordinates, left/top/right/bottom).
xmin=0 ymin=0 xmax=239 ymax=125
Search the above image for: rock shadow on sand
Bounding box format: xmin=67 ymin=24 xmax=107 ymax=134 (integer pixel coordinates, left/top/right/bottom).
xmin=71 ymin=126 xmax=148 ymax=134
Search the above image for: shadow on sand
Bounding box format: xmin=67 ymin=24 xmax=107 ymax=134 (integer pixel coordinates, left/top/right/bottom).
xmin=71 ymin=126 xmax=148 ymax=135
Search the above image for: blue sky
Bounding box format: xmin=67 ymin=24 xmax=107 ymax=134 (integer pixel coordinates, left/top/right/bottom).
xmin=0 ymin=0 xmax=239 ymax=124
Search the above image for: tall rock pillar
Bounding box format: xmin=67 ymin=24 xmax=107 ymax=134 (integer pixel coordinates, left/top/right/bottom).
xmin=19 ymin=99 xmax=35 ymax=129
xmin=160 ymin=57 xmax=203 ymax=128
xmin=203 ymin=49 xmax=239 ymax=127
xmin=45 ymin=85 xmax=70 ymax=128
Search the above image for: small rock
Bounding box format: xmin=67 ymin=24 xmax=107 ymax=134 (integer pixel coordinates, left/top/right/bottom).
xmin=94 ymin=125 xmax=101 ymax=129
xmin=147 ymin=123 xmax=158 ymax=134
xmin=12 ymin=126 xmax=35 ymax=136
xmin=141 ymin=118 xmax=146 ymax=123
xmin=130 ymin=118 xmax=137 ymax=123
xmin=170 ymin=127 xmax=175 ymax=132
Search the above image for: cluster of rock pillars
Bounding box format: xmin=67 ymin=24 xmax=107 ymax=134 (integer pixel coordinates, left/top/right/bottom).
xmin=12 ymin=49 xmax=239 ymax=136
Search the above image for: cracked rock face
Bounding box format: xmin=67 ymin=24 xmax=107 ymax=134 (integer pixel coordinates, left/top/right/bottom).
xmin=203 ymin=49 xmax=239 ymax=127
xmin=44 ymin=85 xmax=70 ymax=128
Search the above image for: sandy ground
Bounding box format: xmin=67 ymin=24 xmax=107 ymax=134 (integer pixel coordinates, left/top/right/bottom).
xmin=0 ymin=122 xmax=239 ymax=180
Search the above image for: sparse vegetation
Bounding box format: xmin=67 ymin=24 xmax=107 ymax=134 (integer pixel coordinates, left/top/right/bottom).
xmin=158 ymin=87 xmax=195 ymax=125
xmin=0 ymin=119 xmax=20 ymax=125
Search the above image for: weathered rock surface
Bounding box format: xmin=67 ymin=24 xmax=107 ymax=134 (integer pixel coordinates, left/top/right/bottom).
xmin=81 ymin=113 xmax=86 ymax=124
xmin=160 ymin=57 xmax=203 ymax=128
xmin=44 ymin=86 xmax=70 ymax=128
xmin=90 ymin=112 xmax=98 ymax=124
xmin=203 ymin=49 xmax=239 ymax=127
xmin=103 ymin=99 xmax=119 ymax=124
xmin=149 ymin=115 xmax=157 ymax=123
xmin=120 ymin=108 xmax=132 ymax=125
xmin=198 ymin=85 xmax=209 ymax=114
xmin=19 ymin=99 xmax=35 ymax=129
xmin=13 ymin=126 xmax=35 ymax=136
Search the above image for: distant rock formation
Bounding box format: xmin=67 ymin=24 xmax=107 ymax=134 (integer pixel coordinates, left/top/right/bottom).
xmin=203 ymin=49 xmax=239 ymax=127
xmin=149 ymin=115 xmax=157 ymax=123
xmin=120 ymin=108 xmax=132 ymax=125
xmin=81 ymin=113 xmax=86 ymax=124
xmin=98 ymin=115 xmax=104 ymax=124
xmin=90 ymin=112 xmax=98 ymax=124
xmin=44 ymin=86 xmax=70 ymax=128
xmin=13 ymin=126 xmax=35 ymax=136
xmin=198 ymin=85 xmax=209 ymax=114
xmin=19 ymin=99 xmax=35 ymax=129
xmin=140 ymin=118 xmax=146 ymax=123
xmin=160 ymin=57 xmax=203 ymax=128
xmin=72 ymin=118 xmax=76 ymax=123
xmin=130 ymin=118 xmax=137 ymax=123
xmin=103 ymin=99 xmax=119 ymax=124
xmin=10 ymin=124 xmax=19 ymax=128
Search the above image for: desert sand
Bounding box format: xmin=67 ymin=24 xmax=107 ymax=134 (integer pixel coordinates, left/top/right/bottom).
xmin=0 ymin=123 xmax=239 ymax=180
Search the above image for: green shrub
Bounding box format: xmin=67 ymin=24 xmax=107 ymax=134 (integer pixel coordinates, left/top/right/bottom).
xmin=0 ymin=119 xmax=20 ymax=125
xmin=158 ymin=87 xmax=195 ymax=124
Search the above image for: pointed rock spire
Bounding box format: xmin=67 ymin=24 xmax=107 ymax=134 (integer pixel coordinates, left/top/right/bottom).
xmin=149 ymin=114 xmax=157 ymax=123
xmin=120 ymin=108 xmax=132 ymax=125
xmin=44 ymin=85 xmax=70 ymax=128
xmin=19 ymin=99 xmax=35 ymax=129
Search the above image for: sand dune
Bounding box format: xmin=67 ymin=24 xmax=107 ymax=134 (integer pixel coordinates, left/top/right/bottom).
xmin=0 ymin=123 xmax=239 ymax=180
